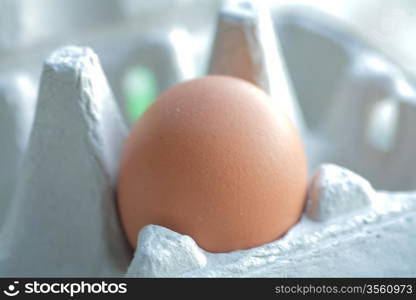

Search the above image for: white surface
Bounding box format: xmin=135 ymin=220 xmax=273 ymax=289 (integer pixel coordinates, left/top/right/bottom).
xmin=126 ymin=165 xmax=416 ymax=277
xmin=0 ymin=46 xmax=131 ymax=277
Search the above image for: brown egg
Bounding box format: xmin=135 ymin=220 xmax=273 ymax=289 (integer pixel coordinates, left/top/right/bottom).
xmin=117 ymin=75 xmax=307 ymax=253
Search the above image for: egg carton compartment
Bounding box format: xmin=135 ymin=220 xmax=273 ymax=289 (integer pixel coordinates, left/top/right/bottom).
xmin=1 ymin=0 xmax=416 ymax=277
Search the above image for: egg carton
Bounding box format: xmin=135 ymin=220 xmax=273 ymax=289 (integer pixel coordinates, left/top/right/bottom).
xmin=274 ymin=6 xmax=416 ymax=190
xmin=1 ymin=0 xmax=416 ymax=277
xmin=0 ymin=0 xmax=219 ymax=122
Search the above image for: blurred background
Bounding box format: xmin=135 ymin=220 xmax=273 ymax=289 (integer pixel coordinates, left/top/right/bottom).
xmin=1 ymin=0 xmax=416 ymax=190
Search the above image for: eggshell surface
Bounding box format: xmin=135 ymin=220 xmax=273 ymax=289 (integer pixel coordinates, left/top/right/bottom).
xmin=118 ymin=75 xmax=307 ymax=253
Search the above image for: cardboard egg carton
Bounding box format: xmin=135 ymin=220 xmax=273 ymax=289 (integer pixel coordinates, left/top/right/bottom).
xmin=1 ymin=0 xmax=416 ymax=277
xmin=274 ymin=6 xmax=416 ymax=190
xmin=0 ymin=0 xmax=219 ymax=123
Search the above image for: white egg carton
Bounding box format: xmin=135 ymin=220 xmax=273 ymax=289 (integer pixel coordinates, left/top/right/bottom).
xmin=1 ymin=0 xmax=416 ymax=277
xmin=0 ymin=0 xmax=218 ymax=122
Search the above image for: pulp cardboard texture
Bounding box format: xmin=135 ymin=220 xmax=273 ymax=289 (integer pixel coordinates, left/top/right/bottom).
xmin=0 ymin=47 xmax=131 ymax=277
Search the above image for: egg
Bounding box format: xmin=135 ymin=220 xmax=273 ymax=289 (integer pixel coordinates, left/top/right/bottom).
xmin=117 ymin=75 xmax=307 ymax=253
